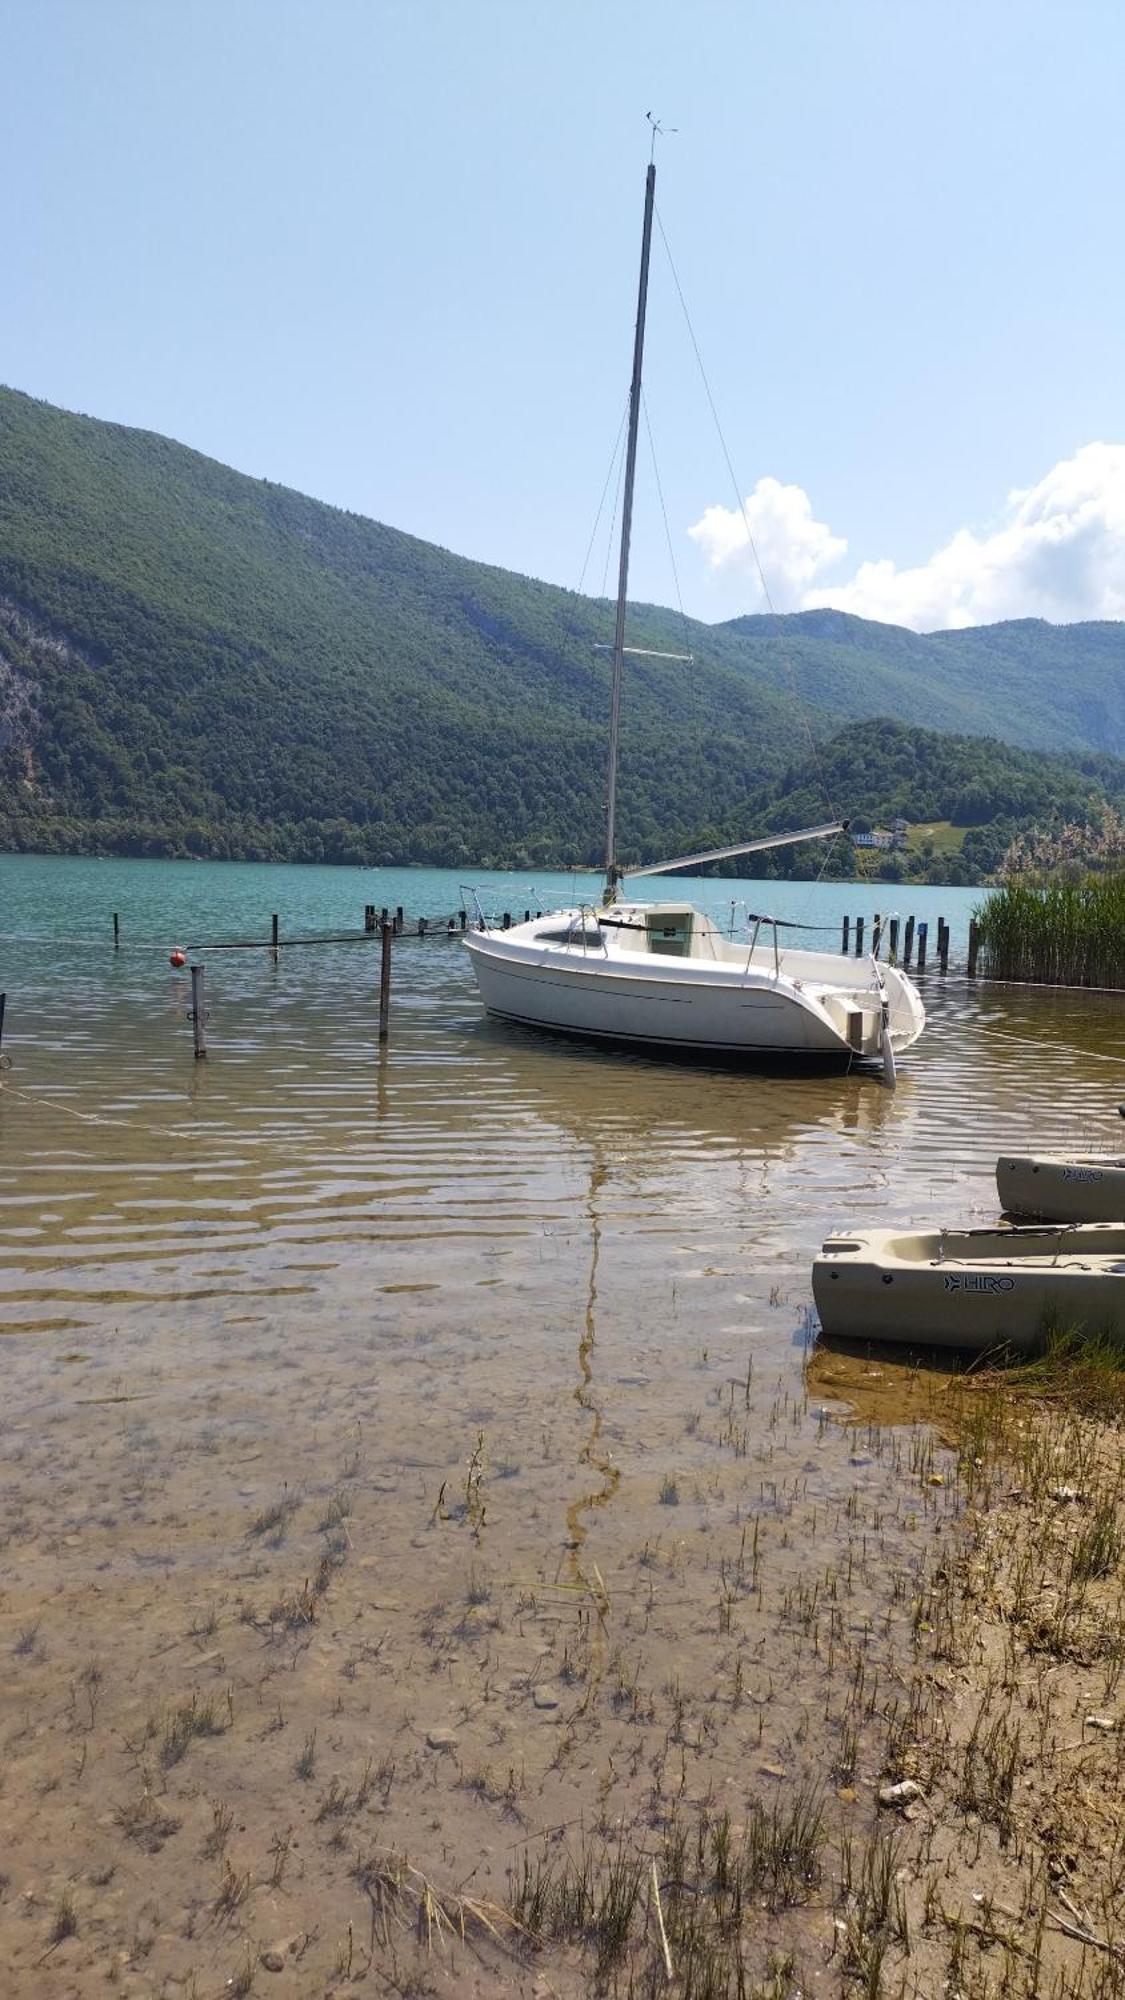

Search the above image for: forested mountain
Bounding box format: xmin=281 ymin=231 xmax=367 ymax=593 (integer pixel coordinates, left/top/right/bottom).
xmin=722 ymin=610 xmax=1125 ymax=760
xmin=736 ymin=719 xmax=1125 ymax=884
xmin=1 ymin=385 xmax=1123 ymax=873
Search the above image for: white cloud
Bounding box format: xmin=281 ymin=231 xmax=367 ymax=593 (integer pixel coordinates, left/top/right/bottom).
xmin=688 ymin=476 xmax=846 ymax=610
xmin=688 ymin=444 xmax=1125 ymax=631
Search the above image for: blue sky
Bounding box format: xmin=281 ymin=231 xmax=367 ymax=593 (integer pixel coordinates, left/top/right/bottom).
xmin=5 ymin=0 xmax=1125 ymax=629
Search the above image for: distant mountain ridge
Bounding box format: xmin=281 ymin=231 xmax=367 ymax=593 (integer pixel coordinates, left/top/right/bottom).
xmin=720 ymin=609 xmax=1125 ymax=759
xmin=0 ymin=384 xmax=1122 ymax=869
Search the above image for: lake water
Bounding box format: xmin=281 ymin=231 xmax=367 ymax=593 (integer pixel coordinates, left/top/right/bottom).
xmin=1 ymin=850 xmax=1123 ymax=1990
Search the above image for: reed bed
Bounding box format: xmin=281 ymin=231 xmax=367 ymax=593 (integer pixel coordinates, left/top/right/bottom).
xmin=975 ymin=871 xmax=1125 ymax=987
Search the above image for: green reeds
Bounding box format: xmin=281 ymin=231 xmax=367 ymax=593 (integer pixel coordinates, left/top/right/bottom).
xmin=974 ymin=870 xmax=1125 ymax=987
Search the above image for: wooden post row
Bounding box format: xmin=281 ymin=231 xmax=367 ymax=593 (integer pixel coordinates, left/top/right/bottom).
xmin=378 ymin=920 xmax=393 ymax=1043
xmin=190 ymin=965 xmax=207 ymax=1059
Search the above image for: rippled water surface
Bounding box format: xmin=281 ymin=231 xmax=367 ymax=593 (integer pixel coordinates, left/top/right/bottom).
xmin=2 ymin=854 xmax=1122 ymax=1367
xmin=3 ymin=854 xmax=1125 ymax=1990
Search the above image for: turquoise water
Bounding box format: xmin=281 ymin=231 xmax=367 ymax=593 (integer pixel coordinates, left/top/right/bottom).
xmin=0 ymin=851 xmax=984 ymax=958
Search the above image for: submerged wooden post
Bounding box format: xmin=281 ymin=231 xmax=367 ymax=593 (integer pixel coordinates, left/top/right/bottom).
xmin=855 ymin=916 xmax=865 ymax=956
xmin=916 ymin=922 xmax=928 ymax=970
xmin=903 ymin=915 xmax=915 ymax=967
xmin=841 ymin=915 xmax=850 ymax=954
xmin=888 ymin=916 xmax=900 ymax=964
xmin=271 ymin=913 xmax=279 ymax=964
xmin=967 ymin=917 xmax=980 ymax=978
xmin=418 ymin=917 xmax=426 ymax=937
xmin=378 ymin=921 xmax=393 ymax=1043
xmin=113 ymin=912 xmax=120 ymax=952
xmin=190 ymin=965 xmax=207 ymax=1060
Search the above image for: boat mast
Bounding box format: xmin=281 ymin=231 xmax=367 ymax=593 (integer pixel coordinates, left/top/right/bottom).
xmin=603 ymin=157 xmax=656 ymax=906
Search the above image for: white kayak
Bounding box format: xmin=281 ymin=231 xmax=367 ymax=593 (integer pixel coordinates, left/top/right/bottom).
xmin=813 ymin=1223 xmax=1125 ymax=1352
xmin=997 ymin=1154 xmax=1125 ymax=1224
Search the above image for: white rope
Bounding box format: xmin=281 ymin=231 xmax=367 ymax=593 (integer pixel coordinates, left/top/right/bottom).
xmin=970 ymin=1022 xmax=1125 ymax=1067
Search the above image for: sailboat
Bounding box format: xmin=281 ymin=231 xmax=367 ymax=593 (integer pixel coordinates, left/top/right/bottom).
xmin=464 ymin=148 xmax=926 ymax=1078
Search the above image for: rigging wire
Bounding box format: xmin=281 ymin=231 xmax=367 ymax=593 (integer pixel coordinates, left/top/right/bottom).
xmin=575 ymin=400 xmax=629 ymax=599
xmin=599 ymin=417 xmax=628 ymax=605
xmin=641 ymin=386 xmax=694 ymax=664
xmin=652 ymin=202 xmax=842 ymax=842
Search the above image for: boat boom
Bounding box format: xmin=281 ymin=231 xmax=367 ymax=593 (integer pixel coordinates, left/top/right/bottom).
xmin=630 ymin=820 xmax=847 ymax=880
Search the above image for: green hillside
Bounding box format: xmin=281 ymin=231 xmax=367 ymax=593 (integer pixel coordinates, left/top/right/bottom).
xmin=0 ymin=387 xmax=818 ymax=865
xmin=721 ymin=609 xmax=1125 ymax=759
xmin=1 ymin=385 xmax=1123 ymax=871
xmin=733 ymin=718 xmax=1125 ymax=885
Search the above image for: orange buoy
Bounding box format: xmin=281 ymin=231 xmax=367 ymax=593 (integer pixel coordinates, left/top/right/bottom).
xmin=169 ymin=948 xmax=187 ymax=968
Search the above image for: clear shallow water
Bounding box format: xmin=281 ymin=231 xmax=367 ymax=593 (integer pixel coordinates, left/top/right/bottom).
xmin=1 ymin=853 xmax=1124 ymax=1993
xmin=1 ymin=853 xmax=1121 ymax=1366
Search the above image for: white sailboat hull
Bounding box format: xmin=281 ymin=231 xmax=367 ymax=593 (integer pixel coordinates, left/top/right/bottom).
xmin=814 ymin=1223 xmax=1125 ymax=1352
xmin=464 ymin=909 xmax=925 ymax=1064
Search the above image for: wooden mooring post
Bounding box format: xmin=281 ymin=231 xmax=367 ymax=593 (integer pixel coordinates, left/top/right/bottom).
xmin=0 ymin=991 xmax=6 ymax=1056
xmin=938 ymin=919 xmax=950 ymax=973
xmin=189 ymin=965 xmax=207 ymax=1059
xmin=967 ymin=917 xmax=980 ymax=978
xmin=394 ymin=906 xmax=404 ymax=936
xmin=872 ymin=912 xmax=883 ymax=957
xmin=888 ymin=916 xmax=900 ymax=964
xmin=271 ymin=913 xmax=279 ymax=964
xmin=916 ymin=921 xmax=928 ymax=971
xmin=113 ymin=912 xmax=120 ymax=952
xmin=854 ymin=916 xmax=865 ymax=956
xmin=364 ymin=904 xmax=376 ymax=934
xmin=903 ymin=915 xmax=915 ymax=967
xmin=841 ymin=915 xmax=850 ymax=954
xmin=378 ymin=920 xmax=393 ymax=1043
